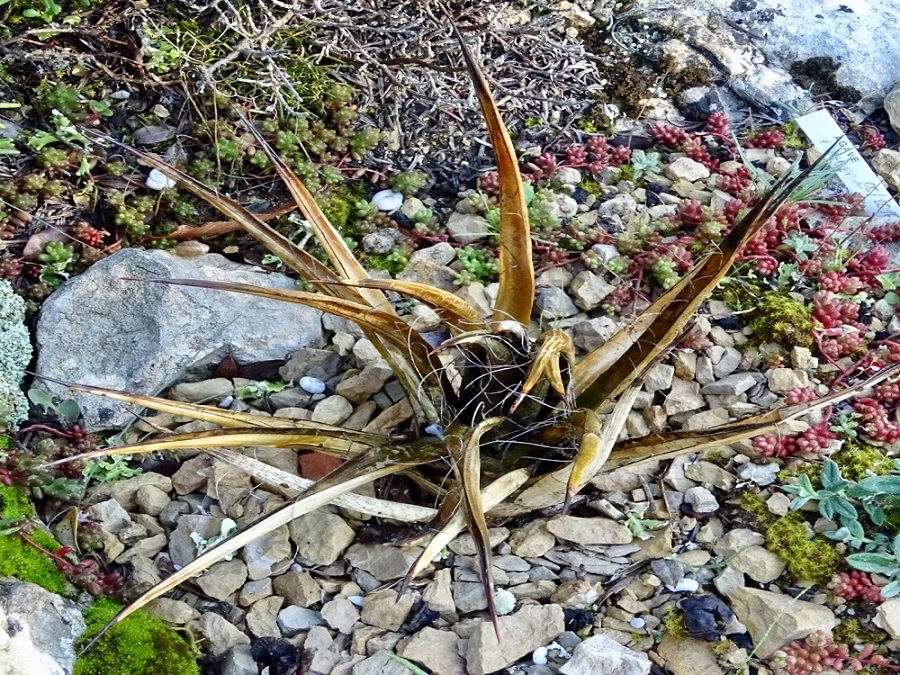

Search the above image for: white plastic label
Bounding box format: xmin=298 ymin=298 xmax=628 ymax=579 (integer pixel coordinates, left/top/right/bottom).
xmin=795 ymin=109 xmax=900 ymax=218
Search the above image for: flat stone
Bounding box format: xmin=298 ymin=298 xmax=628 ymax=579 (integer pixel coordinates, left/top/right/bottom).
xmin=289 ymin=510 xmax=355 ymax=565
xmin=273 ymin=568 xmax=323 ymax=607
xmin=196 ymin=559 xmax=248 ymax=600
xmin=0 ymin=579 xmax=86 ymax=675
xmin=664 ymin=378 xmax=705 ymax=415
xmin=238 ymin=578 xmax=273 ymax=607
xmin=311 ymin=395 xmax=354 ymax=424
xmin=569 ymin=271 xmax=615 ymax=311
xmin=447 ymin=527 xmax=510 ymax=556
xmin=409 ymin=242 xmax=456 ymax=266
xmin=246 ymin=596 xmax=283 ymax=638
xmin=560 ymin=632 xmax=651 ymax=675
xmin=423 ymin=568 xmax=457 ymax=618
xmin=446 ymin=212 xmax=491 ymax=243
xmin=277 ymin=606 xmax=326 ymax=638
xmin=713 ymin=529 xmax=765 ymax=557
xmin=196 ymin=612 xmax=250 ymax=658
xmin=728 ymin=545 xmax=787 ymax=583
xmin=875 ymin=597 xmax=900 ymax=639
xmin=643 ymin=363 xmax=675 ymax=393
xmin=766 ymin=367 xmax=810 ymax=394
xmin=683 ymin=461 xmax=735 ymax=490
xmin=466 ymin=604 xmax=565 ymax=675
xmin=336 ymin=362 xmax=393 ymax=404
xmin=656 ymin=634 xmax=723 ymax=675
xmin=221 ymin=645 xmax=257 ymax=675
xmin=534 ymin=286 xmax=579 ymax=321
xmin=34 ymin=249 xmax=323 ymax=430
xmin=546 ymin=516 xmax=633 ymax=545
xmin=89 ymin=472 xmax=173 ymax=511
xmin=701 ymin=372 xmax=757 ymax=396
xmin=665 ymin=157 xmax=710 ymax=182
xmin=242 ymin=525 xmax=291 ymax=580
xmin=147 ymin=598 xmax=196 ymax=625
xmin=397 ymin=627 xmax=465 ymax=675
xmin=352 ymin=651 xmax=411 ymax=675
xmin=453 ymin=581 xmax=488 ymax=613
xmin=344 ymin=543 xmax=420 ymax=581
xmin=508 ymin=520 xmax=557 ymax=557
xmin=726 ymin=587 xmax=836 ymax=658
xmin=135 ymin=484 xmax=170 ymax=516
xmin=360 ymin=589 xmax=415 ymax=631
xmin=280 ymin=348 xmax=343 ymax=382
xmin=684 ymin=486 xmax=720 ymax=514
xmin=322 ymin=598 xmax=361 ymax=635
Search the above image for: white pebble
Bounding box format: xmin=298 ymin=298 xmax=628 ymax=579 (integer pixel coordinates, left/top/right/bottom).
xmin=532 ymin=647 xmax=548 ymax=666
xmin=630 ymin=617 xmax=646 ymax=629
xmin=672 ymin=578 xmax=699 ymax=593
xmin=146 ymin=168 xmax=176 ymax=191
xmin=494 ymin=588 xmax=516 ymax=616
xmin=372 ymin=189 xmax=404 ymax=211
xmin=299 ymin=376 xmax=326 ymax=394
xmin=217 ymin=395 xmax=234 ymax=409
xmin=348 ymin=595 xmax=365 ymax=607
xmin=109 ymin=90 xmax=131 ymax=100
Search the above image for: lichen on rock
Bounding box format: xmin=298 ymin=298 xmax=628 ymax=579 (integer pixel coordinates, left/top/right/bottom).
xmin=0 ymin=280 xmax=32 ymax=429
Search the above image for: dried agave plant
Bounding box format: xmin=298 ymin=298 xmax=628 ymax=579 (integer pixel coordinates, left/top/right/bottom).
xmin=57 ymin=26 xmax=897 ymax=645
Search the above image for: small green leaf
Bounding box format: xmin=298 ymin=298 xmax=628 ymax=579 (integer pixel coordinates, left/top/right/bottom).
xmin=845 ymin=552 xmax=897 ymax=575
xmin=882 ymin=579 xmax=900 ymax=598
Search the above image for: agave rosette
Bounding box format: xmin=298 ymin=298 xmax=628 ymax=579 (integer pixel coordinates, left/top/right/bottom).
xmin=61 ymin=27 xmax=899 ymax=643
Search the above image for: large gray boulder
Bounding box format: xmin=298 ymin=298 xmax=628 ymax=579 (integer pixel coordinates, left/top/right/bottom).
xmin=0 ymin=579 xmax=86 ymax=675
xmin=635 ymin=0 xmax=900 ymax=111
xmin=34 ymin=249 xmax=324 ymax=430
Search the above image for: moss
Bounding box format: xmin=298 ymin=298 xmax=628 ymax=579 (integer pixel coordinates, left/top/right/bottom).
xmin=833 ymin=618 xmax=888 ymax=645
xmin=831 ymin=441 xmax=895 ymax=481
xmin=663 ymin=607 xmax=687 ymax=638
xmin=740 ymin=491 xmax=773 ymax=524
xmin=749 ymin=292 xmax=815 ymax=349
xmin=765 ymin=513 xmax=842 ymax=583
xmin=74 ymin=599 xmax=199 ymax=675
xmin=0 ymin=485 xmax=70 ymax=595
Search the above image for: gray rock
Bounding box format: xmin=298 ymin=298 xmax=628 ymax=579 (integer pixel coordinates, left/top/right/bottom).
xmin=280 ymin=348 xmax=343 ymax=382
xmin=555 ymin=167 xmax=583 ymax=186
xmin=453 ymin=581 xmax=489 ymax=613
xmin=664 ymin=378 xmax=705 ymax=415
xmin=728 ymin=545 xmax=786 ymax=583
xmin=311 ymin=395 xmax=353 ymax=425
xmin=246 ymin=596 xmax=284 ymax=638
xmin=221 ymin=645 xmax=258 ymax=675
xmin=273 ymin=568 xmax=323 ymax=607
xmin=886 ymin=84 xmax=900 ymax=135
xmin=446 ymin=212 xmax=491 ymax=243
xmin=362 ymin=228 xmax=403 ymax=254
xmin=289 ymin=511 xmax=355 ymax=566
xmin=397 ymin=627 xmax=466 ymax=675
xmin=147 ymin=598 xmax=196 ymax=625
xmin=409 ymin=242 xmax=456 ymax=266
xmin=466 ymin=604 xmax=565 ymax=675
xmin=709 ymin=346 xmax=743 ymax=378
xmin=238 ymin=578 xmax=273 ymax=607
xmin=169 ymin=514 xmax=231 ymax=568
xmin=89 ymin=472 xmax=173 ymax=511
xmin=569 ymin=271 xmax=615 ymax=311
xmin=35 ymin=249 xmax=324 ymax=430
xmin=196 ymin=559 xmax=248 ymax=600
xmin=360 ymin=589 xmax=415 ymax=631
xmin=0 ymin=580 xmax=85 ymax=675
xmin=321 ymin=598 xmax=360 ymax=635
xmin=766 ymin=368 xmax=810 ymax=394
xmin=596 ymin=193 xmax=638 ymax=219
xmin=642 ymin=363 xmax=675 ymax=393
xmin=726 ymin=587 xmax=836 ymax=658
xmin=534 ymin=286 xmax=579 ymax=321
xmin=277 ymin=606 xmax=326 ymax=637
xmin=684 ymin=486 xmax=720 ymax=514
xmin=196 ymin=612 xmax=250 ymax=658
xmin=352 ymin=651 xmax=411 ymax=675
xmin=398 ymin=259 xmax=459 ymax=292
xmin=344 ymin=543 xmax=420 ymax=581
xmin=336 ymin=362 xmax=393 ymax=404
xmin=560 ymin=633 xmax=651 ymax=675
xmin=875 ymin=597 xmax=900 ymax=639
xmin=873 ymin=149 xmax=900 ymax=192
xmin=665 ymin=157 xmax=710 ymax=182
xmin=546 ymin=193 xmax=579 ymax=218
xmin=170 ymin=378 xmax=234 ymax=403
xmin=243 ymin=525 xmax=292 ymax=580
xmin=701 ymin=372 xmax=757 ymax=396
xmin=546 ymin=516 xmax=633 ymax=545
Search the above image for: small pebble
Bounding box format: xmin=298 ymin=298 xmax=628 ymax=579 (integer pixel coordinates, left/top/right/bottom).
xmin=630 ymin=617 xmax=646 ymax=629
xmin=495 ymin=588 xmax=516 ymax=615
xmin=146 ymin=168 xmax=176 ymax=191
xmin=672 ymin=578 xmax=699 ymax=593
xmin=532 ymin=647 xmax=548 ymax=666
xmin=372 ymin=189 xmax=404 ymax=211
xmin=173 ymin=241 xmax=209 ymax=258
xmin=109 ymin=90 xmax=131 ymax=100
xmin=347 ymin=595 xmax=365 ymax=607
xmin=218 ymin=395 xmax=234 ymax=409
xmin=299 ymin=376 xmax=326 ymax=394
xmin=424 ymin=423 xmax=444 ymax=438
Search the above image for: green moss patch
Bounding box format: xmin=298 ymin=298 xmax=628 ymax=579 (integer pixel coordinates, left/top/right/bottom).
xmin=74 ymin=599 xmax=199 ymax=675
xmin=749 ymin=292 xmax=815 ymax=349
xmin=0 ymin=484 xmax=69 ymax=595
xmin=765 ymin=513 xmax=842 ymax=583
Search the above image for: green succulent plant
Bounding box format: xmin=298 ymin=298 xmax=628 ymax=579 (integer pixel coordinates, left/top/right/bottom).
xmin=54 ymin=25 xmax=899 ymax=648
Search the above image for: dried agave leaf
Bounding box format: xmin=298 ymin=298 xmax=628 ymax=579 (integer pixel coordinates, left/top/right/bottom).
xmin=205 ymin=447 xmax=437 ymax=521
xmin=452 ymin=24 xmax=533 ymax=327
xmin=322 ymin=278 xmax=485 ymax=332
xmin=607 ymin=362 xmax=900 ymax=470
